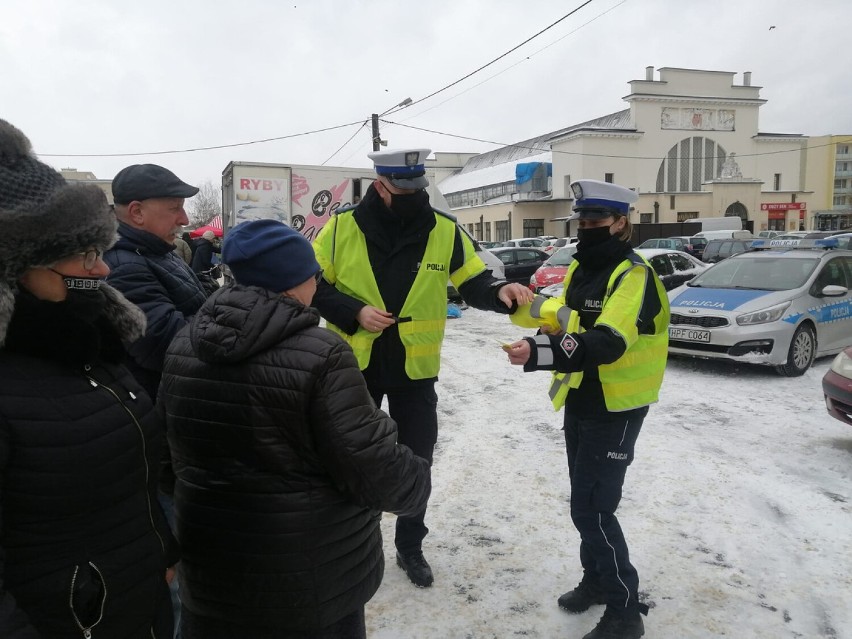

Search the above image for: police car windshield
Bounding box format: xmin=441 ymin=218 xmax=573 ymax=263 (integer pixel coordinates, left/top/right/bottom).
xmin=688 ymin=256 xmax=820 ymax=291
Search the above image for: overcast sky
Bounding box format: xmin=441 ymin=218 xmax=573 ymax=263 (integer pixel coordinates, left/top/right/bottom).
xmin=2 ymin=0 xmax=849 ymax=189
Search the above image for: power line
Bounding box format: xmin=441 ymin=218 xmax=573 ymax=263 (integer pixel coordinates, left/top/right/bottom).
xmin=384 ymin=119 xmax=852 ymax=162
xmin=321 ymin=120 xmax=368 ymax=166
xmin=396 ymin=0 xmax=625 ymax=122
xmin=37 ymin=1 xmax=606 ymax=160
xmin=398 ymin=0 xmax=596 ymax=112
xmin=39 ymin=120 xmax=365 ymax=158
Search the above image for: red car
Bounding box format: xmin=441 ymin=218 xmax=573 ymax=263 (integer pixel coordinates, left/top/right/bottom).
xmin=528 ymin=246 xmax=577 ymax=293
xmin=823 ymin=346 xmax=852 ymax=426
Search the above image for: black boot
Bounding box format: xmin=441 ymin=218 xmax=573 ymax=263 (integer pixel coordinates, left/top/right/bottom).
xmin=557 ymin=576 xmax=606 ymax=613
xmin=582 ymin=604 xmax=648 ymax=639
xmin=396 ymin=551 xmax=434 ymax=588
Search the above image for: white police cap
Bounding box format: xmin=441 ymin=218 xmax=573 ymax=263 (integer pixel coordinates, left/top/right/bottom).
xmin=569 ymin=179 xmax=638 ymax=220
xmin=368 ymin=148 xmax=431 ymax=190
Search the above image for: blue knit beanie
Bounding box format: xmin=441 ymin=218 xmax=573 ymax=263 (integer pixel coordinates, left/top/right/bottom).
xmin=223 ymin=219 xmax=320 ymax=293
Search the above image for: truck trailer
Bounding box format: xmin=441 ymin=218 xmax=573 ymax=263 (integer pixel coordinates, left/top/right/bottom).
xmin=222 ymin=161 xmax=378 ymax=242
xmin=222 ymin=160 xmax=452 ymax=242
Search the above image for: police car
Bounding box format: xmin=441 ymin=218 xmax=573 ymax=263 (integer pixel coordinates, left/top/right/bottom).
xmin=667 ymin=238 xmax=852 ymax=376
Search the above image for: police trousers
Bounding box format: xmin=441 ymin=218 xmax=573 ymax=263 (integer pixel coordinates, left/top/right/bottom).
xmin=369 ymin=381 xmax=438 ymax=555
xmin=563 ymin=406 xmax=648 ymax=611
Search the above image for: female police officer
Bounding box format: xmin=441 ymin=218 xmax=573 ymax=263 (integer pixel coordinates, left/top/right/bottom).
xmin=505 ymin=179 xmax=669 ymax=639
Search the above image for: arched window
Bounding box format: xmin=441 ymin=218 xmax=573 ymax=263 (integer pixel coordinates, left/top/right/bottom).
xmin=725 ymin=201 xmax=748 ymax=221
xmin=656 ymin=137 xmax=727 ymax=192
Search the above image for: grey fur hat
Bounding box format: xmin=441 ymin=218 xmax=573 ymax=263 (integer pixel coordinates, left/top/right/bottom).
xmin=0 ymin=119 xmax=146 ymax=346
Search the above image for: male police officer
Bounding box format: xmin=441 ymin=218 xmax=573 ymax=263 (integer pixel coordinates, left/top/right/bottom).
xmin=312 ymin=148 xmax=533 ymax=587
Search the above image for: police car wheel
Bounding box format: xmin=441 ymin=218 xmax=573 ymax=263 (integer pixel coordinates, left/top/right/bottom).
xmin=774 ymin=323 xmax=816 ymax=377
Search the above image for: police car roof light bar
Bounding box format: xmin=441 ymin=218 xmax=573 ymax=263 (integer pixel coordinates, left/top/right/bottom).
xmin=754 ymin=237 xmax=841 ymax=251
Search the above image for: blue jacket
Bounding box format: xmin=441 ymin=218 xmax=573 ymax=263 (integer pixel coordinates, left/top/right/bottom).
xmin=104 ymin=222 xmax=207 ymax=399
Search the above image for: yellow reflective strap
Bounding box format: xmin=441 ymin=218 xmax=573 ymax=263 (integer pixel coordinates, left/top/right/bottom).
xmin=529 ymin=296 xmax=547 ymax=318
xmin=312 ymin=216 xmax=338 ymax=283
xmin=556 ymin=306 xmax=576 ymax=332
xmin=346 ymin=332 xmax=376 ymax=349
xmin=408 ymin=342 xmax=444 ymax=358
xmin=510 ymin=302 xmax=544 ymax=328
xmin=548 ymin=370 xmax=583 ymax=410
xmin=450 ymin=253 xmax=486 ymax=288
xmin=398 ymin=319 xmax=445 ymax=335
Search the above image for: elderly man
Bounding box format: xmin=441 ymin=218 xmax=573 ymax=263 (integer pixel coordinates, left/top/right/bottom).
xmin=104 ymin=163 xmax=206 ymax=638
xmin=312 ymin=148 xmax=533 ymax=588
xmin=104 ymin=164 xmax=207 ymax=399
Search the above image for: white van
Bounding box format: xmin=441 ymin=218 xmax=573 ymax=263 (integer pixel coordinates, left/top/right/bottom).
xmin=693 ymin=229 xmax=754 ymax=241
xmin=685 ymin=216 xmax=743 ymax=233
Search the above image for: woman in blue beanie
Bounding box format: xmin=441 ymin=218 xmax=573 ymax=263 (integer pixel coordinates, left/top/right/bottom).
xmin=159 ymin=219 xmax=431 ymax=639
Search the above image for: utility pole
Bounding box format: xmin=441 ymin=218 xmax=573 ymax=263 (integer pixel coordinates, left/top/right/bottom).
xmin=371 ymin=113 xmax=380 ymax=151
xmin=372 ymin=98 xmax=411 ymax=152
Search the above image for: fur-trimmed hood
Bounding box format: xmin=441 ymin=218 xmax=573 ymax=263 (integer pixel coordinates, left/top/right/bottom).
xmin=0 ymin=119 xmax=140 ymax=345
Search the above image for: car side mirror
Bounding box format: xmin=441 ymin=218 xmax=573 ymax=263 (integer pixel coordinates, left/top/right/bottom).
xmin=821 ymin=284 xmax=848 ymax=297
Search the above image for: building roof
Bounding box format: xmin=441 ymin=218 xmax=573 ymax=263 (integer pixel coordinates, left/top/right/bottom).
xmin=438 ymin=110 xmax=633 ymax=196
xmin=546 ymin=109 xmax=634 ymax=143
xmin=438 ymin=151 xmax=552 ymax=195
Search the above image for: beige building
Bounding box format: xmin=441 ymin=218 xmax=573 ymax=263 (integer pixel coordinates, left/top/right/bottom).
xmin=60 ymin=168 xmax=114 ymax=204
xmin=805 ymin=135 xmax=852 ymax=230
xmin=440 ymin=67 xmax=849 ymax=240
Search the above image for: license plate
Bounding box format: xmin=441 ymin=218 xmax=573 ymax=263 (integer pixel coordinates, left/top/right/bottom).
xmin=669 ymin=327 xmax=711 ymax=342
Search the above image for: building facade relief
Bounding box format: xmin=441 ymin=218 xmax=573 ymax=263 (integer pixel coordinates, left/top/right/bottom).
xmin=661 ymin=107 xmax=736 ymax=131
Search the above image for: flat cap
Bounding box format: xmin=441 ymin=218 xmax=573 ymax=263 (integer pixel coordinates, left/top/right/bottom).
xmin=112 ymin=164 xmax=199 ymax=204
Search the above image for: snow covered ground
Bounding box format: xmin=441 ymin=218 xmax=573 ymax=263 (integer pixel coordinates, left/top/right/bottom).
xmin=363 ymin=308 xmax=852 ymax=639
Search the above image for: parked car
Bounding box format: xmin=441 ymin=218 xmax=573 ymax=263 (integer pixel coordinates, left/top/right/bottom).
xmin=667 ymin=238 xmax=852 ymax=376
xmin=528 ymin=246 xmax=577 ymax=292
xmin=823 ymin=346 xmax=852 ymax=426
xmin=490 ymin=247 xmax=551 ymax=284
xmin=669 ymin=236 xmax=707 ymax=260
xmin=538 ymin=248 xmax=706 ymax=297
xmin=757 ymin=230 xmax=782 ymax=239
xmin=479 ymin=241 xmax=503 ymax=250
xmin=501 ymin=237 xmax=549 ymax=249
xmin=635 ymin=249 xmax=708 ymax=291
xmin=701 ymin=238 xmax=755 ymax=263
xmin=772 ymin=231 xmax=810 ymax=241
xmin=636 ymin=237 xmax=689 ymax=252
xmin=804 ymin=231 xmax=841 ymax=240
xmin=693 ymin=229 xmax=755 ymax=242
xmin=548 ymin=237 xmax=579 ymax=249
xmin=829 ymin=233 xmax=852 ymax=250
xmin=447 ymin=229 xmax=506 ymax=302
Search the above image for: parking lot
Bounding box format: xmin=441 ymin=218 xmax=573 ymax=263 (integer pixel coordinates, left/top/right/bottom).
xmin=366 ymin=308 xmax=852 ymax=639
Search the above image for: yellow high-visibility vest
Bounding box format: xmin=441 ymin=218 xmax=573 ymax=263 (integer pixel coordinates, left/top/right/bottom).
xmin=513 ymin=255 xmax=669 ymax=411
xmin=313 ymin=210 xmax=486 ymax=379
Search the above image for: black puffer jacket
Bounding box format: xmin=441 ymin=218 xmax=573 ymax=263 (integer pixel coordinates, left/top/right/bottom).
xmin=159 ymin=285 xmax=431 ymax=631
xmin=104 ymin=222 xmax=207 ymax=399
xmin=0 ymin=293 xmax=177 ymax=639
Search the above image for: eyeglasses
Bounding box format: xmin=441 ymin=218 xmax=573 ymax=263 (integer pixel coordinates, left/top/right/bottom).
xmin=77 ymin=248 xmax=104 ymax=270
xmin=315 ymin=270 xmax=324 ymax=284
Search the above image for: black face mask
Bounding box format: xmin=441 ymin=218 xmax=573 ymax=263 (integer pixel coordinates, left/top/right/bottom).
xmin=390 ymin=189 xmax=430 ymax=220
xmin=50 ymin=273 xmax=107 ymax=319
xmin=576 ymin=224 xmax=615 ymax=248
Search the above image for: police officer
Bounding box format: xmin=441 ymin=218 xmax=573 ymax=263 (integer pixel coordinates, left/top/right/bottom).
xmin=312 ymin=148 xmax=533 ymax=588
xmin=505 ymin=179 xmax=669 ymax=639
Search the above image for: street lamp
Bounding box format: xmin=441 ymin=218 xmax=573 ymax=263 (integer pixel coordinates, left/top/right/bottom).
xmin=372 ymin=97 xmax=412 ymax=151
